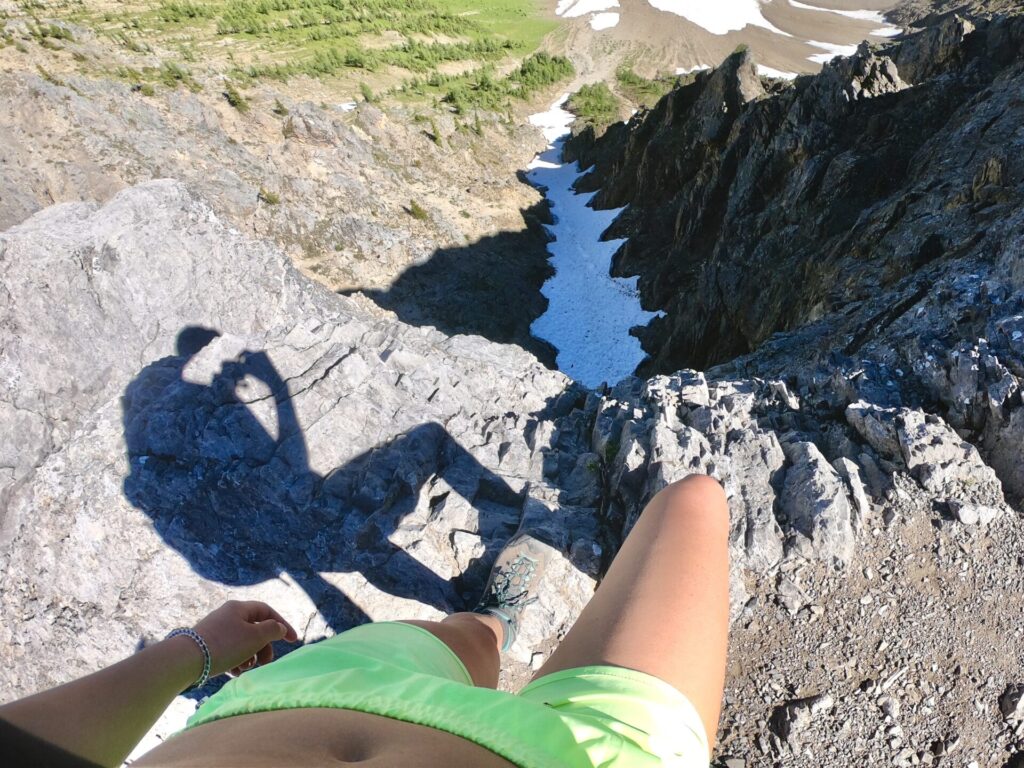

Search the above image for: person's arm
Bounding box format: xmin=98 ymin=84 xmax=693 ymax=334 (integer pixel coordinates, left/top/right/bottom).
xmin=0 ymin=600 xmax=298 ymax=768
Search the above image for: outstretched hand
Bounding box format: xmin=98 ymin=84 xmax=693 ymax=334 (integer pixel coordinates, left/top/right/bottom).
xmin=193 ymin=600 xmax=299 ymax=677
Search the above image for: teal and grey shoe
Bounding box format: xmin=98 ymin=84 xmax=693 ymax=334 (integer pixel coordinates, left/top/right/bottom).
xmin=474 ymin=534 xmax=551 ymax=652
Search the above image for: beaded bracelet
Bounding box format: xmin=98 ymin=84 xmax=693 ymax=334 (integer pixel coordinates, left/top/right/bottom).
xmin=166 ymin=627 xmax=212 ymax=691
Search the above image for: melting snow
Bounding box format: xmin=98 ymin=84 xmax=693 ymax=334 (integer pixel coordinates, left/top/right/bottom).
xmin=756 ymin=64 xmax=798 ymax=79
xmin=590 ymin=11 xmax=620 ymax=29
xmin=788 ymin=1 xmax=902 ymax=37
xmin=806 ymin=39 xmax=859 ymax=63
xmin=557 ymin=0 xmax=620 ymax=32
xmin=675 ymin=64 xmax=712 ymax=75
xmin=647 ymin=0 xmax=791 ymax=36
xmin=526 ymin=97 xmax=661 ymax=387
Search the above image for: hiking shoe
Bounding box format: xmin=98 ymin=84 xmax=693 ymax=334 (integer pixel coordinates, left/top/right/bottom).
xmin=474 ymin=534 xmax=551 ymax=652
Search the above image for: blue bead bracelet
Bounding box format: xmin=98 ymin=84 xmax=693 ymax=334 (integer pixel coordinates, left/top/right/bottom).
xmin=166 ymin=627 xmax=212 ymax=691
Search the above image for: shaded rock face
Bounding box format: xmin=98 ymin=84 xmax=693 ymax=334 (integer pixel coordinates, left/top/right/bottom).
xmin=567 ymin=14 xmax=1024 ymax=378
xmin=0 ymin=181 xmax=596 ymax=695
xmin=891 ymin=0 xmax=1020 ymax=28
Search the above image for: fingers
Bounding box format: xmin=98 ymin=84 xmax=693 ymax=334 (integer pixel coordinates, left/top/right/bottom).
xmin=228 ymin=643 xmax=272 ymax=676
xmin=238 ymin=601 xmax=299 ymax=642
xmin=230 ymin=657 xmax=257 ymax=676
xmin=253 ymin=617 xmax=289 ymax=645
xmin=227 ymin=639 xmax=274 ymax=675
xmin=256 ymin=642 xmax=275 ymax=666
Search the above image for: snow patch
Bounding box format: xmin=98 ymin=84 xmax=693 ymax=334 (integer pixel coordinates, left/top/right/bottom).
xmin=647 ymin=0 xmax=791 ymax=37
xmin=788 ymin=0 xmax=885 ymax=22
xmin=871 ymin=26 xmax=902 ymax=37
xmin=526 ymin=97 xmax=660 ymax=388
xmin=338 ymin=101 xmax=357 ymax=111
xmin=590 ymin=11 xmax=620 ymax=29
xmin=675 ymin=64 xmax=712 ymax=75
xmin=807 ymin=39 xmax=859 ymax=63
xmin=757 ymin=64 xmax=798 ymax=79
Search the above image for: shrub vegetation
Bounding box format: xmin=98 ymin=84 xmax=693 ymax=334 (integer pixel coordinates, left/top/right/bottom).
xmin=408 ymin=199 xmax=429 ymax=220
xmin=567 ymin=81 xmax=620 ymax=129
xmin=615 ymin=67 xmax=680 ymax=108
xmin=223 ymin=81 xmax=250 ymax=112
xmin=44 ymin=0 xmax=569 ymax=109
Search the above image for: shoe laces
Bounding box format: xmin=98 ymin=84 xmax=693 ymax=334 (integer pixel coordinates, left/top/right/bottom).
xmin=488 ymin=554 xmax=537 ymax=609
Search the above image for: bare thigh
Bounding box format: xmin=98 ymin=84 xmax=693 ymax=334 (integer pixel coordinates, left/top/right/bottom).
xmin=531 ymin=474 xmax=730 ymax=749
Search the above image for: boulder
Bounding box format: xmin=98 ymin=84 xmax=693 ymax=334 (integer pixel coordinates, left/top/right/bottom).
xmin=897 ymin=410 xmax=1005 ymax=508
xmin=780 ymin=442 xmax=856 ymax=566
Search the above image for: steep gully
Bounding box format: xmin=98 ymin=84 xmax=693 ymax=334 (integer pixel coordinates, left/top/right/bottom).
xmin=561 ymin=11 xmax=1024 ymax=377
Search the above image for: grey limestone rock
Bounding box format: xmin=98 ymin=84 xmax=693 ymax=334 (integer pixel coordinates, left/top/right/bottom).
xmin=724 ymin=430 xmax=785 ymax=571
xmin=822 ymin=43 xmax=908 ymax=103
xmin=1000 ymin=684 xmax=1024 ymax=723
xmin=888 ymin=13 xmax=976 ymax=83
xmin=645 ymin=420 xmax=713 ymax=498
xmin=769 ymin=693 xmax=835 ymax=750
xmin=607 ymin=418 xmax=650 ymax=509
xmin=987 ymin=407 xmax=1024 ymax=499
xmin=780 ymin=442 xmax=856 ymax=567
xmin=846 ymin=402 xmax=903 ymax=461
xmin=947 ymin=500 xmax=1001 ymax=527
xmin=776 ymin=575 xmax=808 ymax=616
xmin=561 ymin=452 xmax=603 ymax=506
xmin=0 ymin=180 xmax=588 ymax=696
xmin=833 ymin=457 xmax=872 ymax=531
xmin=897 ymin=410 xmax=1005 ymax=509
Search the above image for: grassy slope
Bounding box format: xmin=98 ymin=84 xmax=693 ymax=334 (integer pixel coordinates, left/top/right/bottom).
xmin=4 ymin=1 xmax=690 ymax=127
xmin=7 ymin=0 xmax=564 ymax=109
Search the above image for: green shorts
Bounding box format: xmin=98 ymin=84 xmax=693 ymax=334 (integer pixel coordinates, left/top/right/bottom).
xmin=187 ymin=622 xmax=710 ymax=767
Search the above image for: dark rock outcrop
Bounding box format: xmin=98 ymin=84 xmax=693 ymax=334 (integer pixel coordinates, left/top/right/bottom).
xmin=568 ymin=13 xmax=1024 ymax=380
xmin=890 ymin=0 xmax=1020 ymax=28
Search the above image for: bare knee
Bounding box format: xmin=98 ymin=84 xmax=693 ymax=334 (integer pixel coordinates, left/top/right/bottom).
xmin=401 ymin=615 xmax=500 ymax=688
xmin=655 ymin=474 xmax=729 ymax=530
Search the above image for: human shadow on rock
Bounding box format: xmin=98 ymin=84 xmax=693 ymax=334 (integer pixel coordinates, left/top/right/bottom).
xmin=339 ymin=201 xmax=559 ymax=368
xmin=121 ymin=327 xmax=542 ymax=639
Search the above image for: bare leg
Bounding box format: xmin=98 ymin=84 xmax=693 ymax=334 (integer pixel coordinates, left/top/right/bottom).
xmin=401 ymin=612 xmax=503 ymax=688
xmin=531 ymin=474 xmax=730 ymax=750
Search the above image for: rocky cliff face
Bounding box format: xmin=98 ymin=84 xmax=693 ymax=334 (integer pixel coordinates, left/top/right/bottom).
xmin=4 ymin=5 xmax=1024 ymax=766
xmin=4 ymin=177 xmax=1024 ymax=764
xmin=568 ymin=12 xmax=1024 ymax=380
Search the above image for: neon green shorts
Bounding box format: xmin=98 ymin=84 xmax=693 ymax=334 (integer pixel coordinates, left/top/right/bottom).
xmin=187 ymin=622 xmax=710 ymax=767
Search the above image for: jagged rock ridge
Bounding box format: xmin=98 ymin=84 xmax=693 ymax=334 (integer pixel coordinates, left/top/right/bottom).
xmin=568 ymin=12 xmax=1024 ymax=381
